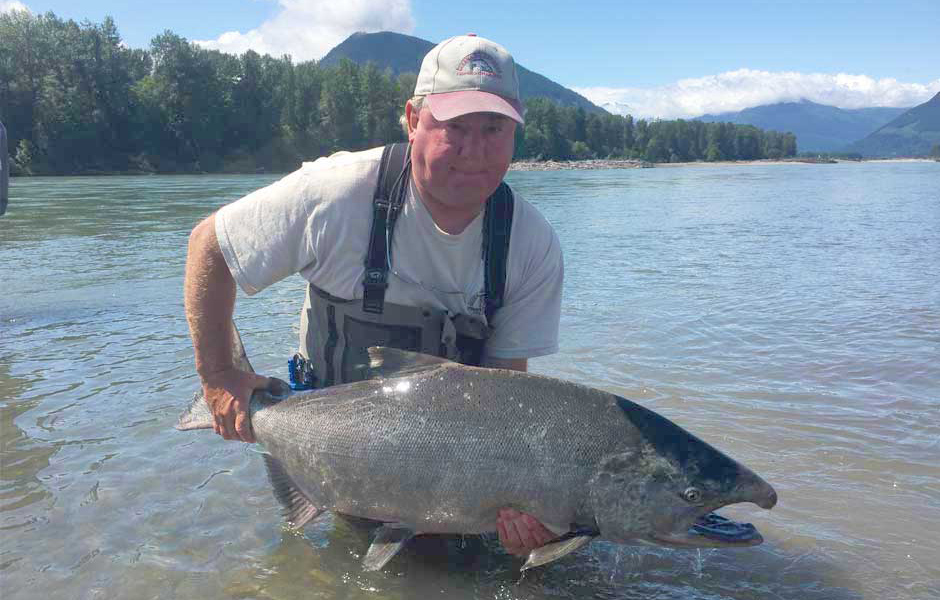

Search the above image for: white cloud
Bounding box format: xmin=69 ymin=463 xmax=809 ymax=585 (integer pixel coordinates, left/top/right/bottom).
xmin=0 ymin=1 xmax=30 ymax=14
xmin=575 ymin=69 xmax=940 ymax=119
xmin=194 ymin=0 xmax=415 ymax=62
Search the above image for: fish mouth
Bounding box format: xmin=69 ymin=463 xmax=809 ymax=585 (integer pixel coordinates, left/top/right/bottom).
xmin=650 ymin=466 xmax=777 ymax=548
xmin=652 ymin=512 xmax=764 ymax=548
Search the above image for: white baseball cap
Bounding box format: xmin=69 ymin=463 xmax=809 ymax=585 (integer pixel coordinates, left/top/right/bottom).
xmin=414 ymin=34 xmax=525 ymax=124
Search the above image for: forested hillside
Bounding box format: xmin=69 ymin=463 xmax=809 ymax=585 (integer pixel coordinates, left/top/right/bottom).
xmin=0 ymin=11 xmax=796 ymax=175
xmin=698 ymin=100 xmax=907 ymax=152
xmin=847 ymin=92 xmax=940 ymax=157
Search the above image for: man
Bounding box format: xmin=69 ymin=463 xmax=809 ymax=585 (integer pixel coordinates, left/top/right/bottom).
xmin=185 ymin=34 xmax=563 ymax=558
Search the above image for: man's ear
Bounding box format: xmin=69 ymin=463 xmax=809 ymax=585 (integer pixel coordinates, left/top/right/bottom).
xmin=405 ymin=101 xmax=419 ymax=142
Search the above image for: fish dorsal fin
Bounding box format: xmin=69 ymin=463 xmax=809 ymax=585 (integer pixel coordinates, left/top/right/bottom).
xmin=230 ymin=320 xmax=254 ymax=374
xmin=262 ymin=454 xmax=323 ymax=529
xmin=367 ymin=347 xmax=455 ymax=379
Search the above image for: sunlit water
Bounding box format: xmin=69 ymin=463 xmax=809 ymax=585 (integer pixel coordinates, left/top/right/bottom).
xmin=1 ymin=162 xmax=938 ymax=600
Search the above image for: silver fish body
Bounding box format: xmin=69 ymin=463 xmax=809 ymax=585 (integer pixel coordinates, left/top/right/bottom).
xmin=253 ymin=362 xmax=625 ymax=535
xmin=178 ymin=341 xmax=777 ymax=571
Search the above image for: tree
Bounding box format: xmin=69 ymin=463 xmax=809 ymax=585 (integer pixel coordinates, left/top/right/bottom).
xmin=645 ymin=136 xmax=668 ymax=162
xmin=585 ymin=114 xmax=605 ymax=157
xmin=734 ymin=126 xmax=761 ymax=160
xmin=149 ymin=31 xmax=228 ymax=169
xmin=357 ymin=63 xmax=401 ymax=147
xmin=621 ymin=115 xmax=634 ymax=156
xmin=289 ymin=61 xmax=326 ymax=157
xmin=571 ymin=140 xmax=593 ymax=160
xmin=631 ymin=120 xmax=649 ymax=158
xmin=320 ymin=59 xmax=362 ymax=151
xmin=12 ymin=139 xmax=35 ymax=174
xmin=781 ymin=132 xmax=797 ymax=157
xmin=520 ymin=123 xmax=546 ymax=159
xmin=0 ymin=9 xmax=52 ymax=153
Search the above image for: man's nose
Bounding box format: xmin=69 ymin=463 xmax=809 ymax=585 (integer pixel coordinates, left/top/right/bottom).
xmin=458 ymin=130 xmax=486 ymax=160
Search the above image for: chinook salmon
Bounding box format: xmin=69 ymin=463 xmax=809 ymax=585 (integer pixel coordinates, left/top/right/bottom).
xmin=177 ymin=327 xmax=777 ymax=571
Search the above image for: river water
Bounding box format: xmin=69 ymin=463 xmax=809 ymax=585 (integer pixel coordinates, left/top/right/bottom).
xmin=1 ymin=161 xmax=938 ymax=600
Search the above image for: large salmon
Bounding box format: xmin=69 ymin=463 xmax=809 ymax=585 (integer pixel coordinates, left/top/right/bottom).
xmin=178 ymin=328 xmax=776 ymax=571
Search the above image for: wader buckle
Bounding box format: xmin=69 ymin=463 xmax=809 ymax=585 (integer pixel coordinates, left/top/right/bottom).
xmin=363 ymin=268 xmax=388 ymax=287
xmin=362 ymin=268 xmax=389 ymax=314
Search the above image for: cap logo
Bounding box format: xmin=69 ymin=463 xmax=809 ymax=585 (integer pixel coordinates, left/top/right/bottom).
xmin=455 ymin=52 xmax=502 ymax=79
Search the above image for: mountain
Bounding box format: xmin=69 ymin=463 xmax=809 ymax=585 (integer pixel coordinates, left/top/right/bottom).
xmin=846 ymin=92 xmax=940 ymax=157
xmin=320 ymin=31 xmax=433 ymax=77
xmin=697 ymin=100 xmax=908 ymax=152
xmin=320 ymin=32 xmax=606 ymax=114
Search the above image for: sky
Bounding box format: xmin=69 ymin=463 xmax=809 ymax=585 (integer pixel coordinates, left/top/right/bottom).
xmin=3 ymin=0 xmax=939 ymax=119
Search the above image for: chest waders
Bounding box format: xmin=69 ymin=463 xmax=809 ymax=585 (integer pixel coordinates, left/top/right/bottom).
xmin=298 ymin=143 xmax=514 ymax=388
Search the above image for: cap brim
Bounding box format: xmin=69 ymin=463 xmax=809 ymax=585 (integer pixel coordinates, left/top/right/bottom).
xmin=426 ymin=91 xmax=525 ymax=125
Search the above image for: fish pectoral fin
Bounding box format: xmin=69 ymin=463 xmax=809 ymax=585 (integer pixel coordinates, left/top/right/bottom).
xmin=521 ymin=534 xmax=596 ymax=571
xmin=366 ymin=347 xmax=454 ymax=379
xmin=262 ymin=455 xmax=323 ymax=529
xmin=362 ymin=525 xmax=416 ymax=571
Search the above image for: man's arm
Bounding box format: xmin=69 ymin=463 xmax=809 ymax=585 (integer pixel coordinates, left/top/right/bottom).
xmin=185 ymin=213 xmax=269 ymax=443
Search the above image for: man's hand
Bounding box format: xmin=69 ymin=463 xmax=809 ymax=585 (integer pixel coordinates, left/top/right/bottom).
xmin=202 ymin=367 xmax=270 ymax=443
xmin=496 ymin=509 xmax=556 ymax=557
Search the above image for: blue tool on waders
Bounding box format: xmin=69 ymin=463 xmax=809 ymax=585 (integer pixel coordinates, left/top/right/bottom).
xmin=287 ymin=354 xmax=317 ymax=390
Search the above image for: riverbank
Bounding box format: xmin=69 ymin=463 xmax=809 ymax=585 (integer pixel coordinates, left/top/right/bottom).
xmin=10 ymin=157 xmax=935 ymax=177
xmin=509 ymin=158 xmax=655 ymax=171
xmin=509 ymin=157 xmax=937 ymax=171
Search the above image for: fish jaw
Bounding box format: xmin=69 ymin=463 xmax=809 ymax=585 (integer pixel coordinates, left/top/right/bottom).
xmin=649 ymin=511 xmax=765 ymax=548
xmin=589 ymin=443 xmax=778 ymax=550
xmin=648 ymin=473 xmax=777 ymax=548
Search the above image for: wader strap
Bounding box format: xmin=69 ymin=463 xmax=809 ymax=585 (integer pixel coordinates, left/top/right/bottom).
xmin=482 ymin=183 xmax=514 ymax=322
xmin=363 ymin=142 xmax=410 ymax=314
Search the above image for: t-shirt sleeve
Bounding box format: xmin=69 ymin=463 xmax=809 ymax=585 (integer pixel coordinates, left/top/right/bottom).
xmin=214 ymin=167 xmax=321 ymax=296
xmin=485 ymin=208 xmax=564 ymax=360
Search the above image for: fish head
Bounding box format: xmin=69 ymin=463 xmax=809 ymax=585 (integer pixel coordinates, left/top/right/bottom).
xmin=589 ymin=397 xmax=777 ymax=548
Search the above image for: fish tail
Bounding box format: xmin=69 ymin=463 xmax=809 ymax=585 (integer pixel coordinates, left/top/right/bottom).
xmin=176 ymin=390 xmax=215 ymax=431
xmin=176 ymin=320 xmax=251 ymax=432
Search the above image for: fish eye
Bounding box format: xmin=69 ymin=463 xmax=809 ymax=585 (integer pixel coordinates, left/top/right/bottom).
xmin=682 ymin=487 xmax=702 ymax=503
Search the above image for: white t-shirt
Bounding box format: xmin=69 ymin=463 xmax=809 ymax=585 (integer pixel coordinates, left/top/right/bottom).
xmin=215 ymin=146 xmax=563 ymax=359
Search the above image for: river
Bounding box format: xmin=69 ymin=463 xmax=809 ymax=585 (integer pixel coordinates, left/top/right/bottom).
xmin=1 ymin=161 xmax=938 ymax=599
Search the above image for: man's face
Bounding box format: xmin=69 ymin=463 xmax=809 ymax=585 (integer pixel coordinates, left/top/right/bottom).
xmin=407 ymin=102 xmax=516 ymax=215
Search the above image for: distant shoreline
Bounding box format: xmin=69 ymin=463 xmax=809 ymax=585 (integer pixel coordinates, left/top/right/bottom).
xmin=9 ymin=157 xmax=936 ymax=178
xmin=509 ymin=157 xmax=938 ymax=171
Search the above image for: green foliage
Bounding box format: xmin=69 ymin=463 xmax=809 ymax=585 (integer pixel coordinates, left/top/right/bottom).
xmin=930 ymin=144 xmax=940 ymax=159
xmin=12 ymin=139 xmax=35 ymax=174
xmin=0 ymin=11 xmax=798 ymax=174
xmin=0 ymin=12 xmax=412 ymax=173
xmin=570 ymin=141 xmax=593 ymax=160
xmin=517 ymin=100 xmax=798 ymax=162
